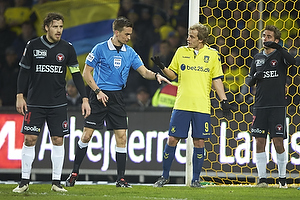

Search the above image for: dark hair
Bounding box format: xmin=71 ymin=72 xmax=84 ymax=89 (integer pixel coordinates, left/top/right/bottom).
xmin=113 ymin=16 xmax=133 ymax=32
xmin=264 ymin=25 xmax=281 ymax=40
xmin=43 ymin=12 xmax=64 ymax=32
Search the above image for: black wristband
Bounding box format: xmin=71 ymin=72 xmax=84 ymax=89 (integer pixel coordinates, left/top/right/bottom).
xmin=94 ymin=88 xmax=101 ymax=95
xmin=155 ymin=72 xmax=159 ymax=80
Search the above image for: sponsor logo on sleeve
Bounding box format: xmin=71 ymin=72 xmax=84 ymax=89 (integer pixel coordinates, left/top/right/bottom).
xmin=33 ymin=49 xmax=47 ymax=58
xmin=255 ymin=59 xmax=265 ymax=67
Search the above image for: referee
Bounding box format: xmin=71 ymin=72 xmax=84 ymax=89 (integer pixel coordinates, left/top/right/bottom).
xmin=65 ymin=16 xmax=171 ymax=188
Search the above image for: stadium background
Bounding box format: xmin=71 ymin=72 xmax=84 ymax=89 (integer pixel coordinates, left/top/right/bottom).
xmin=0 ymin=0 xmax=300 ymax=185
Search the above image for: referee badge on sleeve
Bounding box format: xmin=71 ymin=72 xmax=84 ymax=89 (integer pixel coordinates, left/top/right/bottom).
xmin=87 ymin=53 xmax=94 ymax=62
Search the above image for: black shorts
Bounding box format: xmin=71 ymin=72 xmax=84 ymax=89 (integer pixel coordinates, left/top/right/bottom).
xmin=21 ymin=106 xmax=69 ymax=136
xmin=84 ymin=90 xmax=128 ymax=130
xmin=251 ymin=107 xmax=287 ymax=139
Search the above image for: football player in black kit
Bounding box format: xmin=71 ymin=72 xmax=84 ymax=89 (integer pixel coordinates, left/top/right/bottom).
xmin=13 ymin=13 xmax=91 ymax=193
xmin=246 ymin=25 xmax=295 ymax=188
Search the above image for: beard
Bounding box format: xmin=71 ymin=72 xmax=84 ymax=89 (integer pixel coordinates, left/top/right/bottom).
xmin=48 ymin=33 xmax=61 ymax=43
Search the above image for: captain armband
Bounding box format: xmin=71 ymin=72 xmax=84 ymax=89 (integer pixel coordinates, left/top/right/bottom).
xmin=69 ymin=66 xmax=80 ymax=74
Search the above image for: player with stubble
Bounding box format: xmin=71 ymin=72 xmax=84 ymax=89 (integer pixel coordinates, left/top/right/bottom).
xmin=246 ymin=25 xmax=296 ymax=188
xmin=13 ymin=12 xmax=91 ymax=193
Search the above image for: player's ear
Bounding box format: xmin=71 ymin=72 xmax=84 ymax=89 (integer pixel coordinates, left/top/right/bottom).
xmin=45 ymin=25 xmax=49 ymax=32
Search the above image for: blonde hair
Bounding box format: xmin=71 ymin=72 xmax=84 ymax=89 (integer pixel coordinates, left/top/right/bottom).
xmin=189 ymin=23 xmax=209 ymax=44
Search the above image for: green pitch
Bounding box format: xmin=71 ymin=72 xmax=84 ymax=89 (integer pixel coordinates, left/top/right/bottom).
xmin=0 ymin=184 xmax=299 ymax=200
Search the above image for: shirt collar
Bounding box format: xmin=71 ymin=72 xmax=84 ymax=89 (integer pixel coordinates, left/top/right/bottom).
xmin=263 ymin=49 xmax=276 ymax=57
xmin=107 ymin=37 xmax=127 ymax=51
xmin=187 ymin=44 xmax=208 ymax=52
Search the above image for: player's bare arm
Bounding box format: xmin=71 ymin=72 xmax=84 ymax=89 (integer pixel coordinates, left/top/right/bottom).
xmin=160 ymin=67 xmax=177 ymax=81
xmin=212 ymin=78 xmax=227 ymax=101
xmin=150 ymin=56 xmax=177 ymax=80
xmin=213 ymin=78 xmax=232 ymax=117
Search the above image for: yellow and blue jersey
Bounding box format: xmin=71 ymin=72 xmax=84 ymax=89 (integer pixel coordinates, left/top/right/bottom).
xmin=168 ymin=45 xmax=223 ymax=114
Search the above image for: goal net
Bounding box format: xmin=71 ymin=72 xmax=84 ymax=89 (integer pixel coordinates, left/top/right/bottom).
xmin=200 ymin=0 xmax=300 ymax=185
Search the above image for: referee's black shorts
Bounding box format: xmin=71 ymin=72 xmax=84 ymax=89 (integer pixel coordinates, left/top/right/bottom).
xmin=251 ymin=107 xmax=287 ymax=139
xmin=84 ymin=90 xmax=128 ymax=131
